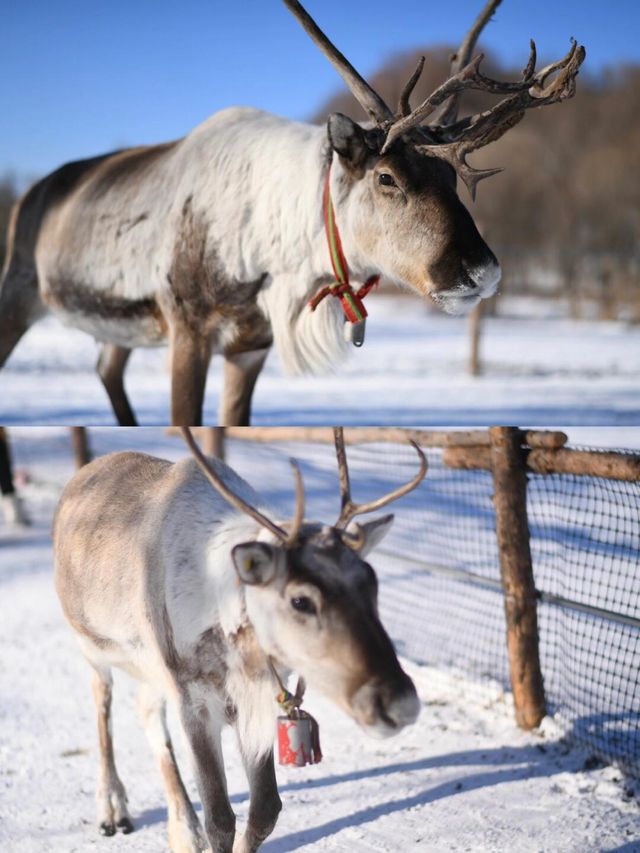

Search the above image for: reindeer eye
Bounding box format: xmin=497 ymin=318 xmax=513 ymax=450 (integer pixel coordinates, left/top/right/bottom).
xmin=290 ymin=596 xmax=317 ymax=616
xmin=378 ymin=173 xmax=396 ymax=187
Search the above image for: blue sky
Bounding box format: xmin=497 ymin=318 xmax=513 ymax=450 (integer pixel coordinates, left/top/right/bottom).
xmin=2 ymin=0 xmax=638 ymax=180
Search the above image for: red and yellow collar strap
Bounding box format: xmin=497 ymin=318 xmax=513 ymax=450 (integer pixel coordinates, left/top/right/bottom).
xmin=309 ymin=164 xmax=380 ymax=346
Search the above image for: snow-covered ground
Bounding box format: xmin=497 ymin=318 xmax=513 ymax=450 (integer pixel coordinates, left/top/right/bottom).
xmin=1 ymin=296 xmax=639 ymax=425
xmin=1 ymin=429 xmax=639 ymax=852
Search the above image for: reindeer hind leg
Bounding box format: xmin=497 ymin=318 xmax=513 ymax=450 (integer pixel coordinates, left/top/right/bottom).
xmin=0 ymin=261 xmax=46 ymax=369
xmin=97 ymin=344 xmax=138 ymax=426
xmin=90 ymin=666 xmax=134 ymax=836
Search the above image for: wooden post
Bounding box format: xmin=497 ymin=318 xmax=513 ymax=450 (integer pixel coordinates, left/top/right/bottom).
xmin=468 ymin=302 xmax=483 ymax=376
xmin=202 ymin=427 xmax=225 ymax=460
xmin=70 ymin=427 xmax=91 ymax=469
xmin=489 ymin=426 xmax=546 ymax=729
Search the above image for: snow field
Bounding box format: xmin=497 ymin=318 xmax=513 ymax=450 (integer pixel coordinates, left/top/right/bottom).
xmin=1 ymin=295 xmax=639 ymax=425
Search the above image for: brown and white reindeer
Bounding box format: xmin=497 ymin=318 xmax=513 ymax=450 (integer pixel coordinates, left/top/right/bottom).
xmin=53 ymin=428 xmax=426 ymax=852
xmin=1 ymin=1 xmax=584 ymax=425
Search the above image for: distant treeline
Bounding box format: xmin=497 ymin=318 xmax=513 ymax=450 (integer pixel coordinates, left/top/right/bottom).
xmin=2 ymin=51 xmax=638 ymax=320
xmin=312 ymin=48 xmax=640 ymax=321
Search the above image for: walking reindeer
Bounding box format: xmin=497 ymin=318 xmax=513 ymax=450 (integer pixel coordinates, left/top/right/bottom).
xmin=53 ymin=429 xmax=426 ymax=852
xmin=1 ymin=1 xmax=584 ymax=425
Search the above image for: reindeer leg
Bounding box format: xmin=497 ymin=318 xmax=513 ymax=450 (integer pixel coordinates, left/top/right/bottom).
xmin=0 ymin=264 xmax=46 ymax=368
xmin=219 ymin=348 xmax=269 ymax=426
xmin=178 ymin=690 xmax=236 ymax=853
xmin=138 ymin=683 xmax=207 ymax=853
xmin=90 ymin=667 xmax=133 ymax=836
xmin=97 ymin=344 xmax=137 ymax=426
xmin=233 ymin=750 xmax=281 ymax=853
xmin=169 ymin=323 xmax=213 ymax=426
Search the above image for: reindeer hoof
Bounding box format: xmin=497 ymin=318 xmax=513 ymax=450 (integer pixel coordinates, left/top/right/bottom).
xmin=117 ymin=817 xmax=135 ymax=834
xmin=99 ymin=822 xmax=116 ymax=837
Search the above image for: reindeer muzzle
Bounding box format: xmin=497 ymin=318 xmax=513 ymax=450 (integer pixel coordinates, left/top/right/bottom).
xmin=432 ymin=257 xmax=501 ymax=316
xmin=351 ymin=674 xmax=421 ymax=738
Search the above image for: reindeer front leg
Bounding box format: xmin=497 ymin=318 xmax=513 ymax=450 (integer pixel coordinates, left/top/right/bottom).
xmin=138 ymin=684 xmax=208 ymax=853
xmin=233 ymin=750 xmax=282 ymax=853
xmin=169 ymin=323 xmax=214 ymax=426
xmin=179 ymin=692 xmax=236 ymax=853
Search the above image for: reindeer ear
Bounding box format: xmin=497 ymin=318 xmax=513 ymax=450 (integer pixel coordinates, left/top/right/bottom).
xmin=231 ymin=542 xmax=278 ymax=586
xmin=347 ymin=514 xmax=394 ymax=557
xmin=327 ymin=113 xmax=369 ymax=169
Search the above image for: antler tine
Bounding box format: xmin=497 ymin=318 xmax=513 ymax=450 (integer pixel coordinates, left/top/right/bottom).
xmin=286 ymin=459 xmax=306 ymax=546
xmin=181 ymin=428 xmax=290 ymax=544
xmin=416 ymin=140 xmax=505 ymax=200
xmin=334 ymin=434 xmax=428 ymax=530
xmin=522 ymin=39 xmax=537 ymax=81
xmin=531 ymin=38 xmax=581 ymax=98
xmin=397 ymin=56 xmax=425 ymax=118
xmin=283 ymin=0 xmax=393 ymax=124
xmin=439 ymin=0 xmax=504 ymax=127
xmin=333 ymin=427 xmax=352 ymax=520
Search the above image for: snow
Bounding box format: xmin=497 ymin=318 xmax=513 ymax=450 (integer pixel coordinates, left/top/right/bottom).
xmin=1 ymin=295 xmax=639 ymax=425
xmin=1 ymin=429 xmax=639 ymax=852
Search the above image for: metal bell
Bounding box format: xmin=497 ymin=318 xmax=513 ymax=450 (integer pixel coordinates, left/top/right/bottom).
xmin=277 ymin=716 xmax=315 ymax=766
xmin=344 ymin=319 xmax=366 ymax=347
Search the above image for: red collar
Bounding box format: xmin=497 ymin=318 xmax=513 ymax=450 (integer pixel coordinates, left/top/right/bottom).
xmin=309 ymin=164 xmax=379 ymax=345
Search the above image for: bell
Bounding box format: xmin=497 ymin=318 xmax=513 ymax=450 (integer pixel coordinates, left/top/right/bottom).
xmin=344 ymin=319 xmax=366 ymax=347
xmin=277 ymin=715 xmax=321 ymax=766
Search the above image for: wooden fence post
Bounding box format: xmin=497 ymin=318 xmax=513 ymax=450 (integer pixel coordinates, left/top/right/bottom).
xmin=489 ymin=426 xmax=546 ymax=729
xmin=468 ymin=303 xmax=483 ymax=376
xmin=70 ymin=427 xmax=91 ymax=469
xmin=202 ymin=427 xmax=225 ymax=460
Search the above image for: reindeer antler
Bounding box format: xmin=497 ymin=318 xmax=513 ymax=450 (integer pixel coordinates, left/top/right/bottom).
xmin=397 ymin=56 xmax=426 ymax=118
xmin=333 ymin=428 xmax=427 ymax=529
xmin=415 ymin=39 xmax=585 ymax=198
xmin=439 ymin=0 xmax=504 ymax=126
xmin=283 ymin=0 xmax=393 ymax=124
xmin=284 ymin=0 xmax=585 ymax=198
xmin=181 ymin=428 xmax=304 ymax=547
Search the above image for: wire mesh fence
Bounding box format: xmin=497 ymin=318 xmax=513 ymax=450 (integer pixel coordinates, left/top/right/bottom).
xmin=226 ymin=435 xmax=640 ymax=778
xmin=528 ymin=464 xmax=640 ymax=776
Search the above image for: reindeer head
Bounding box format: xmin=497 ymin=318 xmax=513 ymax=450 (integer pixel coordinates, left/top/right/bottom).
xmin=182 ymin=428 xmax=425 ymax=737
xmin=286 ymin=0 xmax=585 ymax=314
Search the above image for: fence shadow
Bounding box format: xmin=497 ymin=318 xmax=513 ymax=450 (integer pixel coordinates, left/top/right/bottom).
xmin=261 ymin=742 xmax=573 ymax=852
xmin=130 ymin=741 xmax=573 ymax=838
xmin=567 ymin=711 xmax=640 ymax=779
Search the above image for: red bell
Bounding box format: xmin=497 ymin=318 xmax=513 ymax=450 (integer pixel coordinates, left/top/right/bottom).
xmin=277 ymin=714 xmax=322 ymax=766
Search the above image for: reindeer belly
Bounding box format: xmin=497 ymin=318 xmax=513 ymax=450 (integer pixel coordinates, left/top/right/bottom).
xmin=42 ymin=277 xmax=168 ymax=347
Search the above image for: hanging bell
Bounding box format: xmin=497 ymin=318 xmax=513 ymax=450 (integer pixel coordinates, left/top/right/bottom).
xmin=277 ymin=714 xmax=322 ymax=766
xmin=344 ymin=319 xmax=366 ymax=347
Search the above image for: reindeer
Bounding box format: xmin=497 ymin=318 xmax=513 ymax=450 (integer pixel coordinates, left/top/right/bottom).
xmin=53 ymin=428 xmax=426 ymax=852
xmin=1 ymin=1 xmax=584 ymax=425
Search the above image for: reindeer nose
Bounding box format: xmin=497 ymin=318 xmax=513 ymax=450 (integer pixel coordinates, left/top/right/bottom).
xmin=386 ymin=688 xmax=421 ymax=729
xmin=353 ymin=673 xmax=421 ymax=736
xmin=377 ymin=674 xmax=421 ymax=729
xmin=463 ymin=256 xmax=501 ymax=296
